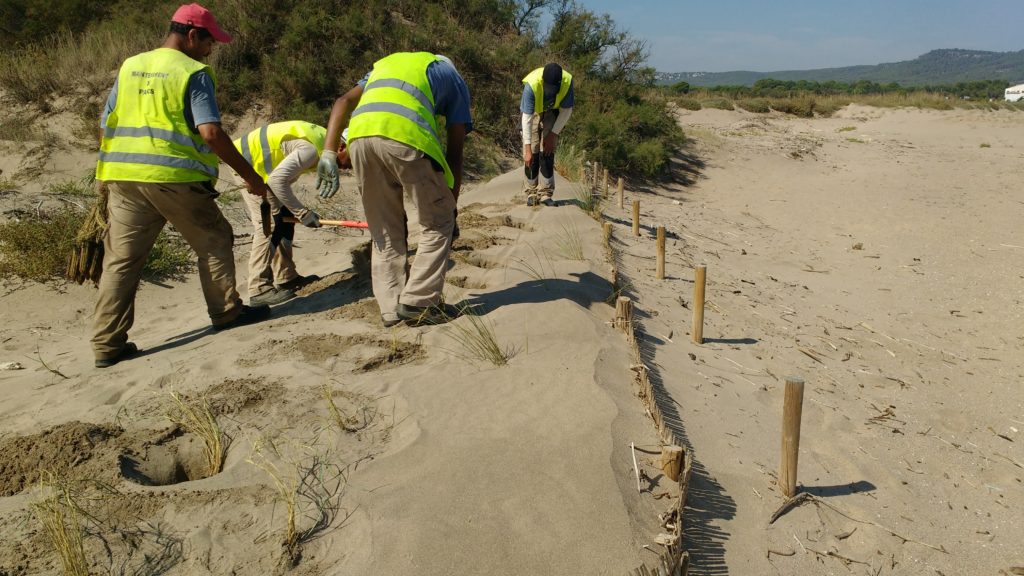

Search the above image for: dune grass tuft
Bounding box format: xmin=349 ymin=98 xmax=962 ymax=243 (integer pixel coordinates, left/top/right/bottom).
xmin=30 ymin=471 xmax=90 ymax=576
xmin=444 ymin=305 xmax=517 ymax=366
xmin=552 ymin=220 xmax=586 ymax=261
xmin=166 ymin=392 xmax=228 ymax=477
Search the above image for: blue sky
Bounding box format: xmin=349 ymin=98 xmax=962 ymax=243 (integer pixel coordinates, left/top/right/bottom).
xmin=575 ymin=0 xmax=1024 ymax=72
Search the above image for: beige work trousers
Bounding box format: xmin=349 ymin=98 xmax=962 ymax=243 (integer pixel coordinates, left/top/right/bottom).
xmin=91 ymin=181 xmax=241 ymax=360
xmin=349 ymin=136 xmax=456 ymax=323
xmin=237 ymin=138 xmax=317 ymax=296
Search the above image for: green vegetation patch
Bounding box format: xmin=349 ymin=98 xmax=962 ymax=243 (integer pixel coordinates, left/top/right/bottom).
xmin=0 ymin=207 xmax=192 ymax=283
xmin=736 ymin=98 xmax=770 ymax=113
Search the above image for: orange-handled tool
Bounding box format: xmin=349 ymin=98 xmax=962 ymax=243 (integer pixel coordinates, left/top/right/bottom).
xmin=283 ymin=216 xmax=368 ymax=229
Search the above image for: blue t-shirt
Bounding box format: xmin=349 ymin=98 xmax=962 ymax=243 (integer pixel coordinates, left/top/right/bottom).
xmin=357 ymin=59 xmax=473 ymax=133
xmin=520 ymin=78 xmax=575 ymax=114
xmin=100 ymin=70 xmax=220 ymax=132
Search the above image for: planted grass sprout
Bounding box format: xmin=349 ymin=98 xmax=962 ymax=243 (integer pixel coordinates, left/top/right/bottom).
xmin=30 ymin=471 xmax=90 ymax=576
xmin=166 ymin=391 xmax=228 ymax=477
xmin=443 ymin=304 xmax=517 ymax=366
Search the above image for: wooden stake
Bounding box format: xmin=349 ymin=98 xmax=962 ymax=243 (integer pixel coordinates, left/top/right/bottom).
xmin=602 ymin=168 xmax=609 ymax=198
xmin=602 ymin=221 xmax=612 ymax=244
xmin=632 ymin=200 xmax=641 ymax=236
xmin=660 ymin=445 xmax=684 ymax=481
xmin=780 ymin=376 xmax=805 ymax=498
xmin=617 ymin=177 xmax=624 ymax=209
xmin=615 ymin=296 xmax=632 ymax=332
xmin=592 ymin=161 xmax=601 ymax=191
xmin=692 ymin=265 xmax=706 ymax=344
xmin=656 ymin=226 xmax=666 ymax=279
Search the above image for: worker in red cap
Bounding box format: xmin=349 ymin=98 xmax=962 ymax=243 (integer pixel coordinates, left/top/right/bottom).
xmin=92 ymin=3 xmax=273 ymax=368
xmin=521 ymin=63 xmax=574 ymax=206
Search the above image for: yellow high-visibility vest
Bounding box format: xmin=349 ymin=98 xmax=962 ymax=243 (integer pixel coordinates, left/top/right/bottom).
xmin=96 ymin=48 xmax=219 ymax=183
xmin=233 ymin=121 xmax=326 ymax=181
xmin=347 ymin=52 xmax=453 ymax=188
xmin=523 ymin=67 xmax=573 ymax=114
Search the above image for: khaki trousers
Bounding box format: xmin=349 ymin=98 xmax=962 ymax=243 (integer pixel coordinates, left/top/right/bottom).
xmin=238 ymin=139 xmax=318 ymax=296
xmin=349 ymin=136 xmax=456 ymax=322
xmin=242 ymin=187 xmax=297 ymax=296
xmin=91 ymin=181 xmax=241 ymax=360
xmin=525 ymin=111 xmax=557 ymax=192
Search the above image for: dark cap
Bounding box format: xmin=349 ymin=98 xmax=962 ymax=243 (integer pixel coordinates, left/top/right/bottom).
xmin=542 ymin=63 xmax=563 ymax=99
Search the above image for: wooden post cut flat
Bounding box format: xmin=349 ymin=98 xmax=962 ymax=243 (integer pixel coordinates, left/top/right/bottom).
xmin=617 ymin=177 xmax=624 ymax=209
xmin=615 ymin=296 xmax=633 ymax=332
xmin=593 ymin=161 xmax=601 ymax=191
xmin=602 ymin=168 xmax=609 ymax=198
xmin=780 ymin=376 xmax=806 ymax=498
xmin=602 ymin=221 xmax=612 ymax=244
xmin=632 ymin=200 xmax=641 ymax=236
xmin=660 ymin=445 xmax=684 ymax=481
xmin=656 ymin=226 xmax=666 ymax=279
xmin=692 ymin=265 xmax=706 ymax=344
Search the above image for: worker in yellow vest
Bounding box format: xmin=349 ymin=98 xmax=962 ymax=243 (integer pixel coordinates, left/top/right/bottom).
xmin=521 ymin=63 xmax=574 ymax=206
xmin=232 ymin=121 xmax=329 ymax=306
xmin=317 ymin=52 xmax=472 ymax=327
xmin=92 ymin=3 xmax=272 ymax=368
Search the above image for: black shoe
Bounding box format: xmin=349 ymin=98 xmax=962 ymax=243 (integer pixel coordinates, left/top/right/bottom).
xmin=277 ymin=274 xmax=321 ymax=291
xmin=541 ymin=195 xmax=554 ymax=206
xmin=397 ymin=303 xmax=461 ymax=326
xmin=250 ymin=287 xmax=296 ymax=306
xmin=213 ymin=305 xmax=271 ymax=331
xmin=382 ymin=316 xmax=403 ymax=328
xmin=95 ymin=342 xmax=139 ymax=368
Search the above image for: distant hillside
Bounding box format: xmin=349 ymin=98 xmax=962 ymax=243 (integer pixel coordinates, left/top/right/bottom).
xmin=658 ymin=49 xmax=1024 ymax=87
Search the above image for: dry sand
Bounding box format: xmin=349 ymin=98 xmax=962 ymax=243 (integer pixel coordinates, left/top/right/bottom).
xmin=1 ymin=104 xmax=1022 ymax=575
xmin=606 ymin=105 xmax=1024 ymax=575
xmin=0 ymin=144 xmax=666 ymax=574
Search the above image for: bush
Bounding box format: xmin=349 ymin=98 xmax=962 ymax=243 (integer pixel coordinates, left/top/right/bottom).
xmin=736 ymin=98 xmax=770 ymax=113
xmin=700 ymin=98 xmax=735 ymax=111
xmin=674 ymin=98 xmax=702 ymax=111
xmin=771 ymin=97 xmax=816 ymax=117
xmin=0 ymin=207 xmax=192 ymax=283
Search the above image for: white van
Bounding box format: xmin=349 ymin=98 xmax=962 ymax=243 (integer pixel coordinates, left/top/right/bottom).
xmin=1004 ymin=84 xmax=1024 ymax=102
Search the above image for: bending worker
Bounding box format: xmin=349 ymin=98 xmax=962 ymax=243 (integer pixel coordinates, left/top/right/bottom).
xmin=521 ymin=63 xmax=574 ymax=206
xmin=233 ymin=121 xmax=327 ymax=306
xmin=317 ymin=52 xmax=472 ymax=327
xmin=93 ymin=3 xmax=272 ymax=368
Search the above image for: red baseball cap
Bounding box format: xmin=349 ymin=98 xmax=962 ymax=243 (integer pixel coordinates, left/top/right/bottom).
xmin=171 ymin=3 xmax=233 ymax=44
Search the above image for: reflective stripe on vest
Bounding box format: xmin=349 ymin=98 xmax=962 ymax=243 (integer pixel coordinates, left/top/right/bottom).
xmin=522 ymin=67 xmax=573 ymax=114
xmin=233 ymin=121 xmax=327 ymax=181
xmin=347 ymin=52 xmax=454 ymax=188
xmin=96 ymin=48 xmax=220 ymax=183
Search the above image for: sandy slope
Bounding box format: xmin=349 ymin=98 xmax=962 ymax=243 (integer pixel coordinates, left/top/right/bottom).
xmin=607 ymin=105 xmax=1024 ymax=575
xmin=0 ymin=161 xmax=666 ymax=574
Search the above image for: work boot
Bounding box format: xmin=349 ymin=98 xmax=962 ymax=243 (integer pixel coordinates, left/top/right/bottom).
xmin=277 ymin=274 xmax=321 ymax=291
xmin=213 ymin=305 xmax=271 ymax=331
xmin=250 ymin=287 xmax=296 ymax=306
xmin=398 ymin=302 xmax=461 ymax=326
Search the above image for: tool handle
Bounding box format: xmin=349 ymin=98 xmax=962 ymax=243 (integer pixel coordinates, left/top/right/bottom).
xmin=283 ymin=216 xmax=369 ymax=229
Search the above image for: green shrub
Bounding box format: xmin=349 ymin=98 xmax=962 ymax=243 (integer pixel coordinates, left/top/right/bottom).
xmin=771 ymin=97 xmax=816 ymax=117
xmin=701 ymin=98 xmax=734 ymax=111
xmin=674 ymin=98 xmax=702 ymax=111
xmin=48 ymin=177 xmax=93 ymax=198
xmin=464 ymin=134 xmax=506 ymax=181
xmin=0 ymin=207 xmax=192 ymax=283
xmin=736 ymin=98 xmax=770 ymax=113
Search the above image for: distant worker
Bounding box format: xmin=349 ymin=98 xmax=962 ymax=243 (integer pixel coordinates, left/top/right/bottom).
xmin=92 ymin=3 xmax=272 ymax=368
xmin=317 ymin=52 xmax=472 ymax=327
xmin=521 ymin=63 xmax=574 ymax=206
xmin=232 ymin=121 xmax=329 ymax=306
